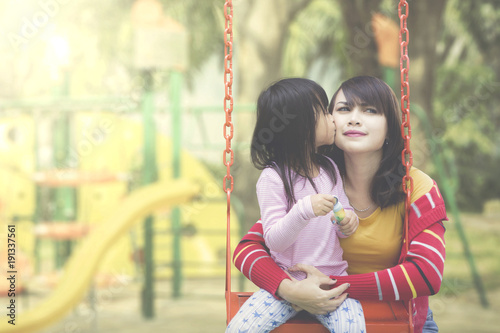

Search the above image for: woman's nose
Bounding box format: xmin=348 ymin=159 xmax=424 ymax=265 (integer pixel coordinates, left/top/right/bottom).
xmin=348 ymin=111 xmax=361 ymax=125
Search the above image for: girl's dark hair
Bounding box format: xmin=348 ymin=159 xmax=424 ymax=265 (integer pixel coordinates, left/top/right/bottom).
xmin=251 ymin=78 xmax=337 ymax=208
xmin=327 ymin=76 xmax=406 ymax=209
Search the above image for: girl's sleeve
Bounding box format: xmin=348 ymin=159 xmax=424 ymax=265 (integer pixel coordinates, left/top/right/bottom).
xmin=332 ymin=183 xmax=447 ymax=301
xmin=257 ymin=169 xmax=316 ymax=252
xmin=233 ymin=221 xmax=290 ymax=297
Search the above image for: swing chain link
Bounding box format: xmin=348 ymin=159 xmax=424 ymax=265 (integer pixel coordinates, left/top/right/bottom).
xmin=399 ymin=0 xmax=413 ymax=204
xmin=223 ymin=0 xmax=234 ymax=194
xmin=399 ymin=2 xmax=415 ymax=329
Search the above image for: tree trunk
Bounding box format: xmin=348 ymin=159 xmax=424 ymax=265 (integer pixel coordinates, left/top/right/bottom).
xmin=338 ymin=0 xmax=383 ymax=78
xmin=235 ymin=0 xmax=312 ymax=136
xmin=233 ymin=0 xmax=312 ymax=227
xmin=407 ymin=0 xmax=447 ymax=123
xmin=407 ymin=0 xmax=447 ymax=168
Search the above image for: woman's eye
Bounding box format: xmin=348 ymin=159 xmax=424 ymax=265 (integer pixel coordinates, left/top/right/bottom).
xmin=337 ymin=107 xmax=349 ymax=112
xmin=366 ymin=108 xmax=377 ymax=114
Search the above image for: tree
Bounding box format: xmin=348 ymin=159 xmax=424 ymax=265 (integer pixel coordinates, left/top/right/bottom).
xmin=226 ymin=0 xmax=453 ymax=225
xmin=337 ymin=0 xmax=384 ymax=78
xmin=433 ymin=0 xmax=500 ymax=211
xmin=235 ymin=0 xmax=313 ymax=135
xmin=407 ymin=0 xmax=448 ymax=124
xmin=231 ymin=0 xmax=314 ymax=225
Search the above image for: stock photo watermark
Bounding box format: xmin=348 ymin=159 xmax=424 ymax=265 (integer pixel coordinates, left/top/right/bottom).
xmin=251 ymin=106 xmax=297 ymax=152
xmin=443 ymin=77 xmax=500 ymax=124
xmin=53 ymin=115 xmax=115 ymax=174
xmin=6 ymin=0 xmax=72 ymax=50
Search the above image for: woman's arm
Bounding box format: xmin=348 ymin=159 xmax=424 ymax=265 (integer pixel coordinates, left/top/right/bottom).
xmin=332 ymin=220 xmax=446 ymax=301
xmin=333 ymin=180 xmax=447 ymax=301
xmin=233 ymin=221 xmax=290 ymax=296
xmin=233 ymin=220 xmax=349 ymax=314
xmin=235 ymin=176 xmax=446 ymax=307
xmin=277 ymin=271 xmax=350 ymax=315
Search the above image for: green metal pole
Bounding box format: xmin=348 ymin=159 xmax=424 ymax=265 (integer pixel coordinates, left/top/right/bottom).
xmin=171 ymin=70 xmax=183 ymax=298
xmin=413 ymin=105 xmax=489 ymax=308
xmin=141 ymin=70 xmax=158 ymax=318
xmin=33 ymin=113 xmax=42 ymax=274
xmin=52 ymin=69 xmax=75 ymax=268
xmin=52 ymin=114 xmax=75 ymax=268
xmin=382 ymin=66 xmax=397 ymax=95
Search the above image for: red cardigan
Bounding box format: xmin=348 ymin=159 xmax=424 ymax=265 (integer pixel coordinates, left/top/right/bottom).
xmin=233 ymin=182 xmax=447 ymax=333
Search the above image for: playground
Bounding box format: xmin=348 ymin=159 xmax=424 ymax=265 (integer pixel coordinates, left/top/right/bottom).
xmin=3 ymin=214 xmax=498 ymax=333
xmin=1 ymin=0 xmax=500 ymax=332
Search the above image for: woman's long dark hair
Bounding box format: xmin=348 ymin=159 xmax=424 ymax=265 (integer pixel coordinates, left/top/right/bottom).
xmin=251 ymin=78 xmax=337 ymax=208
xmin=327 ymin=76 xmax=406 ymax=209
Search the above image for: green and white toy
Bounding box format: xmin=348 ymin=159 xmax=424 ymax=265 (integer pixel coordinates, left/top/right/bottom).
xmin=333 ymin=196 xmax=345 ymax=224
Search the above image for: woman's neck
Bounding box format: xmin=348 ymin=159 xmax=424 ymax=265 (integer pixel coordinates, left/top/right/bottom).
xmin=342 ymin=152 xmax=382 ymax=216
xmin=344 ymin=153 xmax=380 ymax=189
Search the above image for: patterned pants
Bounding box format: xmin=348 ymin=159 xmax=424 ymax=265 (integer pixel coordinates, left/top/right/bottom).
xmin=226 ymin=289 xmax=366 ymax=333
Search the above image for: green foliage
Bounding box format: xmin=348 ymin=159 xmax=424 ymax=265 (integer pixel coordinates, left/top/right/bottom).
xmin=2 ymin=0 xmax=499 ymax=212
xmin=434 ymin=71 xmax=500 ymax=211
xmin=435 ymin=64 xmax=498 ymax=154
xmin=160 ymin=0 xmax=223 ymax=77
xmin=442 ymin=215 xmax=500 ymax=290
xmin=432 ymin=1 xmax=500 ymax=212
xmin=282 ymin=0 xmax=345 ymax=77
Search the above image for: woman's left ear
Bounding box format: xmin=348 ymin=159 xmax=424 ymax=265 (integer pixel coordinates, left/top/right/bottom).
xmin=384 ymin=138 xmax=389 ymax=145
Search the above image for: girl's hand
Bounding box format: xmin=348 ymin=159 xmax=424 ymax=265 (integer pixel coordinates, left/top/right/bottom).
xmin=277 ymin=264 xmax=350 ymax=315
xmin=337 ymin=210 xmax=359 ymax=236
xmin=310 ymin=194 xmax=336 ymax=216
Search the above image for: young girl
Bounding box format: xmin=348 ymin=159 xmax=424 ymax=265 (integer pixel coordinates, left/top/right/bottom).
xmin=226 ymin=78 xmax=365 ymax=333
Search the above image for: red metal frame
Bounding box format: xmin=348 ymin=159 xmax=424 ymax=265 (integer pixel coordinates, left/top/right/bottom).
xmin=223 ymin=1 xmax=415 ymax=332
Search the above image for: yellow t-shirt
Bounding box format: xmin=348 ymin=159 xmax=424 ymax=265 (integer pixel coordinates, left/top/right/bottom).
xmin=339 ymin=167 xmax=434 ymax=275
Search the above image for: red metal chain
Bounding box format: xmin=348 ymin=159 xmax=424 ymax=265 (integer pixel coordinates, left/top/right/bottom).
xmin=223 ymin=0 xmax=234 ymax=318
xmin=399 ymin=0 xmax=413 ymax=241
xmin=223 ymin=0 xmax=234 ymax=196
xmin=399 ymin=1 xmax=414 ymax=331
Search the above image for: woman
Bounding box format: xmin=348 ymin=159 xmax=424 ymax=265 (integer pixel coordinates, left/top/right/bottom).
xmin=232 ymin=76 xmax=447 ymax=333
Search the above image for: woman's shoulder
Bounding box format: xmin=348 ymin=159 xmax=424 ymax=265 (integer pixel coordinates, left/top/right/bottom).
xmin=409 ymin=167 xmax=434 ymax=203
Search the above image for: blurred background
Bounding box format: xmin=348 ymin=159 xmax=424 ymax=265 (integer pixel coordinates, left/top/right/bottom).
xmin=0 ymin=0 xmax=499 ymax=332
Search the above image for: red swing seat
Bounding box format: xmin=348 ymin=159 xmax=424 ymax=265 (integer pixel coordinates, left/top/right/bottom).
xmin=227 ymin=292 xmax=412 ymax=333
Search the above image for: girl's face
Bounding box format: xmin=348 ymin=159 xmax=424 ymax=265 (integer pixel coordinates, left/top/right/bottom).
xmin=332 ymin=89 xmax=388 ymax=154
xmin=315 ymin=106 xmax=336 ymax=148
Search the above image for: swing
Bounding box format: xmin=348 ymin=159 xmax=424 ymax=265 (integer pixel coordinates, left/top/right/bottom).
xmin=223 ymin=1 xmax=414 ymax=332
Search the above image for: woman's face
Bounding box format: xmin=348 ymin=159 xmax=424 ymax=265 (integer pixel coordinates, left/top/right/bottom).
xmin=332 ymin=89 xmax=388 ymax=155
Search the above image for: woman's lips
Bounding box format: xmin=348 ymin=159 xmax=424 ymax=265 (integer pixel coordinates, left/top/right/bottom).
xmin=344 ymin=130 xmax=366 ymax=137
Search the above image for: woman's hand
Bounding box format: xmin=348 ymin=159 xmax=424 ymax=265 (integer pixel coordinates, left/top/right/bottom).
xmin=337 ymin=210 xmax=359 ymax=236
xmin=277 ymin=264 xmax=350 ymax=315
xmin=310 ymin=194 xmax=336 ymax=216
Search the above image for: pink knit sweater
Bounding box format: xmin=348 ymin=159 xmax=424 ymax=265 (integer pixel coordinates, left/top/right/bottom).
xmin=256 ymin=160 xmax=351 ymax=280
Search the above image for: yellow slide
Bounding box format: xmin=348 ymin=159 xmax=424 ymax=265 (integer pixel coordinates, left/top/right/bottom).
xmin=1 ymin=179 xmax=200 ymax=333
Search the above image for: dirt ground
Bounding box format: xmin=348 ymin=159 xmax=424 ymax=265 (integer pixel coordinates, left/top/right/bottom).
xmin=32 ymin=278 xmax=230 ymax=333
xmin=8 ymin=276 xmax=495 ymax=333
